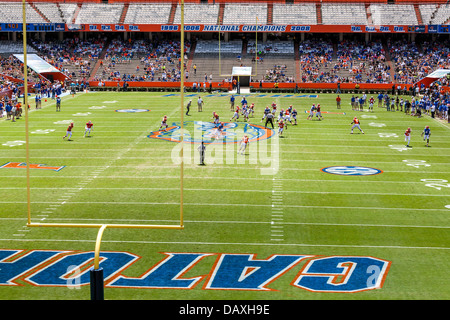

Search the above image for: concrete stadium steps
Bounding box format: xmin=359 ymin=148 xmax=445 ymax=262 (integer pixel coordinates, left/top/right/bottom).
xmin=187 ymin=54 xmax=296 ymax=83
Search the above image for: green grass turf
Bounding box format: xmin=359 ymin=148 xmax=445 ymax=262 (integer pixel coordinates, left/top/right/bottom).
xmin=0 ymin=90 xmax=449 ymax=300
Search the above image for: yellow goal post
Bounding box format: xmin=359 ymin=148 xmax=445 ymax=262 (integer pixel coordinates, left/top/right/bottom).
xmin=20 ymin=0 xmax=187 ymax=273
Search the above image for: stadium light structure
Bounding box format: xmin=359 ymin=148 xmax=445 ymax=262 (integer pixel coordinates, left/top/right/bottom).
xmin=22 ymin=0 xmax=186 ymax=300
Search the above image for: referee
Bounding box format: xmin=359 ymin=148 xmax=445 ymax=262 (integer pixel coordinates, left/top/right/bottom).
xmin=186 ymin=99 xmax=191 ymax=116
xmin=265 ymin=112 xmax=274 ymax=129
xmin=198 ymin=141 xmax=206 ymax=165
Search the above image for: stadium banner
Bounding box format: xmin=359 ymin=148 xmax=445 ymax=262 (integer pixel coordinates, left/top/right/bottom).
xmin=428 ymin=25 xmax=439 ymax=33
xmin=62 ymin=24 xmax=438 ymax=33
xmin=0 ymin=23 xmax=445 ymax=34
xmin=0 ymin=23 xmax=64 ymax=32
xmin=438 ymin=25 xmax=450 ymax=33
xmin=428 ymin=25 xmax=450 ymax=34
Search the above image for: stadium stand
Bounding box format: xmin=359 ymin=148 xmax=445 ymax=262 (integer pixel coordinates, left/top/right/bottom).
xmin=321 ymin=3 xmax=367 ymax=25
xmin=0 ymin=2 xmax=46 ymax=23
xmin=0 ymin=41 xmax=37 ymax=55
xmin=272 ymin=3 xmax=316 ymax=25
xmin=247 ymin=40 xmax=294 ymax=55
xmin=75 ymin=3 xmax=124 ymax=24
xmin=124 ymin=3 xmax=172 ymax=24
xmin=427 ymin=3 xmax=450 ymax=24
xmin=222 ymin=4 xmax=267 ymax=24
xmin=0 ymin=0 xmax=449 ymax=91
xmin=195 ymin=40 xmax=242 ymax=55
xmin=173 ymin=4 xmax=220 ymax=25
xmin=58 ymin=3 xmax=79 ymax=23
xmin=33 ymin=3 xmax=64 ymax=23
xmin=0 ymin=1 xmax=448 ymax=27
xmin=370 ymin=4 xmax=418 ymax=25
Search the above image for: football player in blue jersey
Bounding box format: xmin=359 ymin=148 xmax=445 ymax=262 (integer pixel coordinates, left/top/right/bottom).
xmin=421 ymin=126 xmax=431 ymax=147
xmin=261 ymin=106 xmax=270 ymax=122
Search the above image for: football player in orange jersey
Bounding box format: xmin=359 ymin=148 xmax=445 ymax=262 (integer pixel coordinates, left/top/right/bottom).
xmin=212 ymin=111 xmax=220 ymax=125
xmin=278 ymin=119 xmax=285 ymax=136
xmin=230 ymin=106 xmax=240 ymax=121
xmin=159 ymin=115 xmax=168 ymax=131
xmin=63 ymin=122 xmax=74 ymax=141
xmin=238 ymin=135 xmax=249 ymax=155
xmin=284 ymin=108 xmax=293 ymax=125
xmin=405 ymin=127 xmax=411 ymax=147
xmin=315 ymin=104 xmax=323 ymax=120
xmin=350 ymin=117 xmax=364 ymax=134
xmin=84 ymin=120 xmax=94 ymax=137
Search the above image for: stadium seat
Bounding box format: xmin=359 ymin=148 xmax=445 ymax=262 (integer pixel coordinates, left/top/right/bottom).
xmin=124 ymin=3 xmax=172 ymax=24
xmin=173 ymin=4 xmax=219 ymax=25
xmin=75 ymin=3 xmax=123 ymax=24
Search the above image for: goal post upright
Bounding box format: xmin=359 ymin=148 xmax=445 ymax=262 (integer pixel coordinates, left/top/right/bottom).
xmin=25 ymin=0 xmax=185 ymax=230
xmin=22 ymin=0 xmax=31 ymax=226
xmin=21 ymin=0 xmax=186 ymax=299
xmin=180 ymin=0 xmax=185 ymax=227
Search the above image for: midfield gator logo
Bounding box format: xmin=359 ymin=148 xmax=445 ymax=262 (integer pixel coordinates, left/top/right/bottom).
xmin=148 ymin=121 xmax=275 ymax=144
xmin=0 ymin=249 xmax=390 ymax=293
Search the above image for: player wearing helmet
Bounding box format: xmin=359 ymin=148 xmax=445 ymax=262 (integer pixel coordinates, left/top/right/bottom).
xmin=159 ymin=115 xmax=168 ymax=131
xmin=63 ymin=122 xmax=74 ymax=141
xmin=421 ymin=126 xmax=431 ymax=147
xmin=84 ymin=121 xmax=93 ymax=137
xmin=238 ymin=135 xmax=249 ymax=155
xmin=405 ymin=127 xmax=412 ymax=147
xmin=350 ymin=117 xmax=364 ymax=134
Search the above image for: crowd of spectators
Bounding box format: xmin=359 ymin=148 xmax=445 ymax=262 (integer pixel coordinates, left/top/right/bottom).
xmin=93 ymin=39 xmax=191 ymax=83
xmin=32 ymin=36 xmax=116 ymax=82
xmin=390 ymin=39 xmax=450 ymax=85
xmin=298 ymin=39 xmax=334 ymax=83
xmin=31 ymin=37 xmax=107 ymax=81
xmin=0 ymin=37 xmax=449 ymax=91
xmin=347 ymin=81 xmax=448 ymax=122
xmin=263 ymin=64 xmax=294 ymax=83
xmin=301 ymin=39 xmax=389 ymax=84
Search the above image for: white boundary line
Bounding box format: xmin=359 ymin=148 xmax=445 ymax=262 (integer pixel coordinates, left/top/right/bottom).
xmin=2 ymin=156 xmax=450 ymax=165
xmin=2 ymin=187 xmax=449 ymax=198
xmin=1 ymin=201 xmax=448 ymax=211
xmin=7 ymin=165 xmax=446 ymax=174
xmin=1 ymin=217 xmax=443 ymax=229
xmin=0 ymin=237 xmax=448 ymax=250
xmin=8 ymin=218 xmax=444 ymax=229
xmin=1 ymin=148 xmax=448 ymax=155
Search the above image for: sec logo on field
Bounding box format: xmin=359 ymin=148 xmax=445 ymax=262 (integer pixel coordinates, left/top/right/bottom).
xmin=321 ymin=166 xmax=383 ymax=176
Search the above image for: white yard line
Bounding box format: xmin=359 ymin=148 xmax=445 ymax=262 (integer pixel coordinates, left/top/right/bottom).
xmin=0 ymin=237 xmax=448 ymax=250
xmin=3 ymin=139 xmax=450 ymax=149
xmin=270 ymin=177 xmax=284 ymax=242
xmin=4 ymin=217 xmax=448 ymax=229
xmin=4 ymin=164 xmax=448 ymax=174
xmin=3 ymin=187 xmax=448 ymax=198
xmin=1 ymin=201 xmax=448 ymax=211
xmin=0 ymin=175 xmax=442 ymax=184
xmin=3 ymin=156 xmax=450 ymax=164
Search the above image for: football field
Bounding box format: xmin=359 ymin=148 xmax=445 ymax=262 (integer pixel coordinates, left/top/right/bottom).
xmin=0 ymin=90 xmax=449 ymax=300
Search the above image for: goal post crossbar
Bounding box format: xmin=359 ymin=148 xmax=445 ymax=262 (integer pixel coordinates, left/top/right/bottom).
xmin=23 ymin=0 xmax=186 ymax=231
